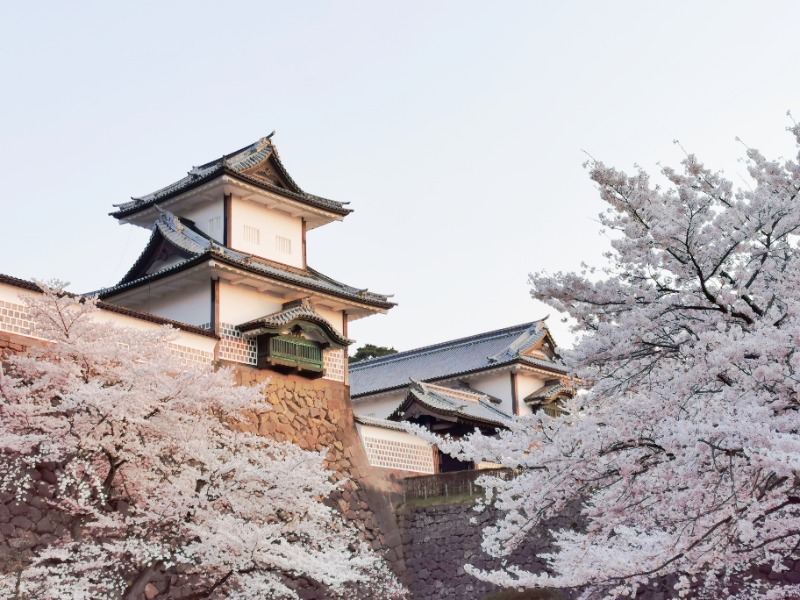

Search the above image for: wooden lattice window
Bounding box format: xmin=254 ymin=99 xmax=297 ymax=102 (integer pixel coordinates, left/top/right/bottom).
xmin=256 ymin=334 xmax=323 ymax=375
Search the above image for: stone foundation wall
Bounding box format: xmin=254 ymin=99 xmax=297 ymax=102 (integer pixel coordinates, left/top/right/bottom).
xmin=0 ymin=332 xmax=406 ymax=599
xmin=399 ymin=501 xmax=573 ymax=600
xmin=229 ymin=363 xmax=406 ymax=577
xmin=398 ymin=493 xmax=800 ymax=600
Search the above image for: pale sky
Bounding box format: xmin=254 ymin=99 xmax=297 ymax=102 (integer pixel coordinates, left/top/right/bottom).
xmin=1 ymin=1 xmax=799 ymax=351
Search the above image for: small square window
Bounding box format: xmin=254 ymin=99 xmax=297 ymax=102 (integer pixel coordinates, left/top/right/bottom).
xmin=276 ymin=235 xmax=292 ymax=254
xmin=243 ymin=225 xmax=260 ymax=245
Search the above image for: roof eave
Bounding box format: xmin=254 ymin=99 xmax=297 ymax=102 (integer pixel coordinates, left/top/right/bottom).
xmin=350 ymin=357 xmax=567 ymax=399
xmin=110 ymin=169 xmax=352 ymax=223
xmin=98 ymin=251 xmax=394 ymax=312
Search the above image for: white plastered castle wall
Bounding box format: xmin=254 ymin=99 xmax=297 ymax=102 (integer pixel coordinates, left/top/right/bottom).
xmin=229 ymin=197 xmax=303 ymax=268
xmin=468 ymin=370 xmax=514 ymax=415
xmin=0 ymin=282 xmax=216 ymax=366
xmin=181 ymin=200 xmax=225 ymax=242
xmin=313 ymin=304 xmax=345 ymax=336
xmin=139 ymin=281 xmax=211 ymax=327
xmin=515 ymin=371 xmax=548 ymax=417
xmin=352 ymin=390 xmax=406 ymax=419
xmin=218 ymin=282 xmax=283 ymax=325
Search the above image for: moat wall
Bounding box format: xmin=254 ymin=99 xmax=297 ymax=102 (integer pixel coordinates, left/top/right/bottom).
xmin=0 ymin=332 xmax=406 ymax=599
xmin=396 ymin=492 xmax=800 ymax=600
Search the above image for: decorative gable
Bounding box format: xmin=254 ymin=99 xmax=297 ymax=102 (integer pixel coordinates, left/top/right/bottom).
xmin=521 ymin=334 xmax=557 ymax=360
xmin=239 ymin=155 xmax=290 ymax=189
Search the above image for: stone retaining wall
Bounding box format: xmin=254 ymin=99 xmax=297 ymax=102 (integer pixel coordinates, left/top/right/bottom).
xmin=398 ymin=493 xmax=800 ymax=600
xmin=230 ymin=363 xmax=407 ymax=579
xmin=399 ymin=500 xmax=572 ymax=600
xmin=0 ymin=332 xmax=406 ymax=599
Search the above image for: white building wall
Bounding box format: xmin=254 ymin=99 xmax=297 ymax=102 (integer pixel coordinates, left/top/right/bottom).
xmin=218 ymin=283 xmax=283 ymax=325
xmin=230 ymin=197 xmax=303 ymax=268
xmin=469 ymin=371 xmax=514 ymax=415
xmin=313 ymin=304 xmax=345 ymax=336
xmin=516 ymin=372 xmax=548 ymax=417
xmin=181 ymin=200 xmax=224 ymax=242
xmin=352 ymin=390 xmax=406 ymax=419
xmin=0 ymin=282 xmax=216 ymax=366
xmin=137 ymin=282 xmax=210 ymax=327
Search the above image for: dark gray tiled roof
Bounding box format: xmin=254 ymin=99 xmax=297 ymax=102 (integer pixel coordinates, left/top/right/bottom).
xmin=110 ymin=136 xmax=351 ymax=219
xmin=96 ymin=213 xmax=394 ymax=310
xmin=354 ymin=415 xmax=410 ymax=432
xmin=523 ymin=382 xmax=574 ymax=403
xmin=349 ymin=321 xmax=567 ymax=397
xmin=395 ymin=380 xmax=513 ymax=428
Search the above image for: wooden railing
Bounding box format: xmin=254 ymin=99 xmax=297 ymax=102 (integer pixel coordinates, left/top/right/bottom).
xmin=259 ymin=335 xmax=323 ymax=372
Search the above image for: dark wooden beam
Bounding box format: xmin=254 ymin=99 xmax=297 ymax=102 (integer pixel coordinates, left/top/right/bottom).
xmin=223 ymin=193 xmax=232 ymax=247
xmin=511 ymin=371 xmax=519 ymax=416
xmin=211 ymin=279 xmax=220 ymax=336
xmin=301 ymin=218 xmax=307 ymax=268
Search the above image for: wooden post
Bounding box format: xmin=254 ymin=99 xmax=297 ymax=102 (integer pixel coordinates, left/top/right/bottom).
xmin=223 ymin=193 xmax=232 ymax=248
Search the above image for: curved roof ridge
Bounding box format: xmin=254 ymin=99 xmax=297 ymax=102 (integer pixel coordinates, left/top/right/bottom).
xmin=349 ymin=321 xmax=541 ymax=371
xmin=237 ymin=299 xmax=354 ymax=347
xmin=111 ymin=134 xmax=351 ymax=219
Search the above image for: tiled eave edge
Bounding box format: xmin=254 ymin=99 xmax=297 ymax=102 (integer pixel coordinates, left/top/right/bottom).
xmin=110 ymin=170 xmax=351 ymax=220
xmin=238 ymin=314 xmax=354 ymax=348
xmin=350 ymin=359 xmax=569 ymax=400
xmin=209 ymin=259 xmax=395 ymax=312
xmin=348 ymin=322 xmax=539 ymax=372
xmin=392 ymin=390 xmax=509 ymax=429
xmin=96 ymin=252 xmax=395 ymax=312
xmin=0 ymin=273 xmax=217 ymax=339
xmin=354 ymin=415 xmax=409 ymax=432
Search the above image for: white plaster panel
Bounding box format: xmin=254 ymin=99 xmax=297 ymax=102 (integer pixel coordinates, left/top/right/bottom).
xmin=0 ymin=283 xmax=39 ymax=307
xmin=230 ymin=197 xmax=303 ymax=268
xmin=182 ymin=200 xmax=224 ymax=242
xmin=353 ymin=390 xmax=406 ymax=419
xmin=469 ymin=371 xmax=514 ymax=415
xmin=218 ymin=283 xmax=283 ymax=325
xmin=145 ymin=255 xmax=189 ymax=276
xmin=313 ymin=304 xmax=345 ymax=335
xmin=135 ymin=282 xmax=211 ymax=327
xmin=516 ymin=372 xmax=548 ymax=417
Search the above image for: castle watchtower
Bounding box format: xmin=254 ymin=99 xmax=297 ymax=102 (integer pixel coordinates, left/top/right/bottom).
xmin=100 ymin=135 xmax=394 ymax=383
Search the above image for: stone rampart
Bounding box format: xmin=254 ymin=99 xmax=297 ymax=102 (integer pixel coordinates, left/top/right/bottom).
xmin=397 ymin=480 xmax=800 ymax=600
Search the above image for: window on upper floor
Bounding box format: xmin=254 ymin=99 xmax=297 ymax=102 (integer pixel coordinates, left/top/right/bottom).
xmin=208 ymin=217 xmax=222 ymax=237
xmin=275 ymin=235 xmax=292 ymax=254
xmin=243 ymin=225 xmax=260 ymax=245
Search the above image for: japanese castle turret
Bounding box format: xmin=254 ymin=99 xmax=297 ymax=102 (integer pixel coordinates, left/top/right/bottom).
xmin=99 ymin=135 xmax=395 ymax=383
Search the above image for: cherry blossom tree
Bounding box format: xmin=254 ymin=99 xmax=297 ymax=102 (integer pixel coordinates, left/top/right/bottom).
xmin=432 ymin=126 xmax=800 ymax=598
xmin=0 ymin=284 xmax=405 ymax=600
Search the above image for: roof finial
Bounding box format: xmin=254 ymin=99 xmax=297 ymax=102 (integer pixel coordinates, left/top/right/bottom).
xmin=255 ymin=131 xmax=276 ymax=152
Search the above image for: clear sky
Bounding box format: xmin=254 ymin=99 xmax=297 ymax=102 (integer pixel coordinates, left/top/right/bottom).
xmin=1 ymin=1 xmax=799 ymax=351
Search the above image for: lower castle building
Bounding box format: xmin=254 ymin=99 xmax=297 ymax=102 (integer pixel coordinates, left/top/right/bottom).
xmin=350 ymin=321 xmax=574 ymax=476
